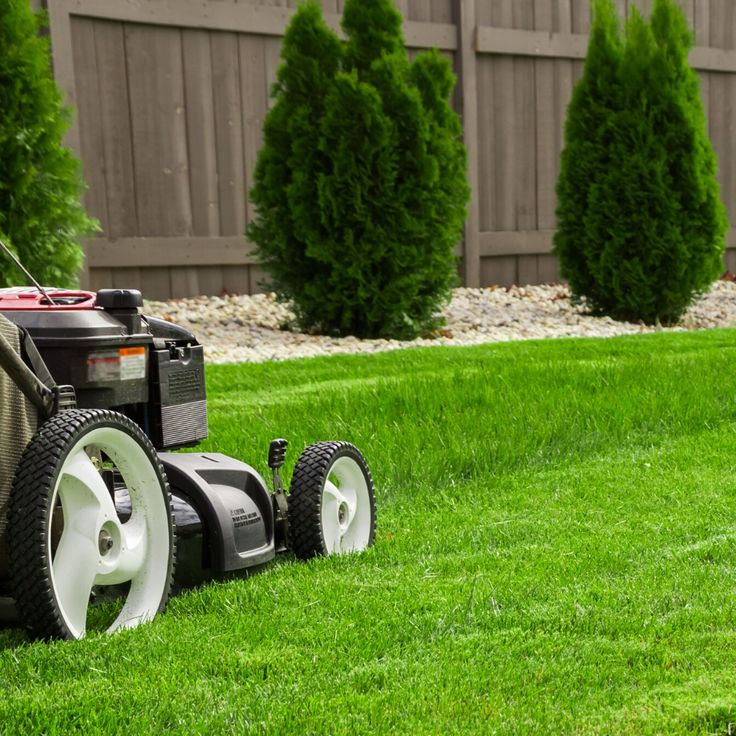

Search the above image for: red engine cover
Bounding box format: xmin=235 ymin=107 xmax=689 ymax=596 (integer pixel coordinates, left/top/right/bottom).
xmin=0 ymin=288 xmax=97 ymax=310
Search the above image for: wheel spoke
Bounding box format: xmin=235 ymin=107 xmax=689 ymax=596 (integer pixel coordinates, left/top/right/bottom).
xmin=95 ymin=516 xmax=146 ymax=586
xmin=321 ymin=480 xmax=343 ymax=553
xmin=52 ymin=448 xmax=119 ymax=636
xmin=330 ymin=459 xmax=370 ymax=553
xmin=323 ymin=479 xmax=348 ymax=507
xmin=52 ymin=523 xmax=99 ymax=638
xmin=58 ymin=448 xmax=117 ymax=523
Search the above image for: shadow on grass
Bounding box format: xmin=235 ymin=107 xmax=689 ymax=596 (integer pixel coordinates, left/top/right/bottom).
xmin=0 ymin=596 xmax=25 ymax=648
xmin=0 ymin=554 xmax=299 ymax=649
xmin=0 ymin=628 xmax=26 ymax=649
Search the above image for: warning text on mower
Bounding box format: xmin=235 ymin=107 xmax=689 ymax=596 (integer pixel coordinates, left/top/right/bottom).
xmin=231 ymin=507 xmax=260 ymax=528
xmin=87 ymin=347 xmax=147 ymax=382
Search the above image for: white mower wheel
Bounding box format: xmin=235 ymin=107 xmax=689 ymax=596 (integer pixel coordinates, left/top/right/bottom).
xmin=7 ymin=409 xmax=175 ymax=640
xmin=288 ymin=442 xmax=376 ymax=559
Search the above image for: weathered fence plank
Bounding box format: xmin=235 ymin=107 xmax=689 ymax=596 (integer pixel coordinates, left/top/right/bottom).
xmin=454 ymin=0 xmax=479 ymax=287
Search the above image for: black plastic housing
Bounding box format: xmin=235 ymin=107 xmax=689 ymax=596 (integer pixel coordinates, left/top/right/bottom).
xmin=3 ymin=308 xmax=150 ymax=408
xmin=159 ymin=452 xmax=276 ymax=573
xmin=148 ymin=344 xmax=208 ymax=449
xmin=0 ymin=293 xmax=209 ymax=451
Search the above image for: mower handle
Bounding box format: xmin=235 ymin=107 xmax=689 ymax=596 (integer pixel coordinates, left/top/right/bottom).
xmin=0 ymin=326 xmax=54 ymax=417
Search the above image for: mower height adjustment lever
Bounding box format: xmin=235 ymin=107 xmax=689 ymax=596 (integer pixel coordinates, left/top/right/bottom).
xmin=269 ymin=439 xmax=289 ymax=549
xmin=268 ymin=438 xmax=288 ymax=470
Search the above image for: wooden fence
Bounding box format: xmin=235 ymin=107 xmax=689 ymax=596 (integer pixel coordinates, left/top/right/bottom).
xmin=42 ymin=0 xmax=736 ymax=299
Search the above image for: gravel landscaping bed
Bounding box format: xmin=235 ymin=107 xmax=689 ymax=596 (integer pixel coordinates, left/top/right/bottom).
xmin=144 ymin=279 xmax=736 ymax=364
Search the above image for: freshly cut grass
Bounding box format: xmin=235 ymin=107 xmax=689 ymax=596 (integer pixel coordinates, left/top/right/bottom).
xmin=2 ymin=330 xmax=736 ymax=734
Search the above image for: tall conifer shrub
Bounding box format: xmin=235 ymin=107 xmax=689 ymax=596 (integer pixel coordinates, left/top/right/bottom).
xmin=554 ymin=0 xmax=726 ymax=324
xmin=0 ymin=1 xmax=96 ymax=287
xmin=249 ymin=0 xmax=469 ymax=339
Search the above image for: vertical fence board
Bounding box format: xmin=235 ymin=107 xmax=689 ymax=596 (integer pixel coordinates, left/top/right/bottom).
xmin=125 ymin=24 xmax=192 ymax=237
xmin=430 ymin=0 xmax=452 ymax=23
xmin=514 ymin=0 xmax=538 ymax=285
xmin=240 ymin=35 xmax=269 ymax=226
xmin=455 ymin=0 xmax=480 ymax=286
xmin=476 ymin=56 xmax=494 ymax=234
xmin=726 ymin=250 xmax=736 ymax=274
xmin=93 ymin=20 xmax=138 ymax=239
xmin=486 ymin=0 xmax=517 ymax=285
xmin=89 ymin=269 xmax=113 ymax=292
xmin=476 ymin=0 xmax=494 ymax=242
xmin=534 ymin=0 xmax=561 ymax=283
xmin=709 ymin=1 xmax=736 ymax=227
xmin=182 ymin=29 xmax=224 ymax=295
xmin=170 ymin=268 xmax=201 ymax=299
xmin=534 ymin=0 xmax=557 ymax=233
xmin=197 ymin=266 xmax=228 ymax=297
xmin=71 ymin=18 xmax=109 ymax=233
xmin=223 ymin=265 xmax=251 ymax=295
xmin=571 ymin=0 xmax=590 ymax=33
xmin=211 ymin=32 xmax=246 ymax=237
xmin=182 ymin=30 xmax=220 ymax=237
xmin=139 ymin=269 xmax=173 ymax=301
xmin=394 ymin=0 xmax=409 ymax=19
xmin=408 ymin=0 xmax=433 ymax=22
xmin=112 ymin=267 xmax=142 ymax=291
xmin=694 ymin=2 xmax=710 ymax=113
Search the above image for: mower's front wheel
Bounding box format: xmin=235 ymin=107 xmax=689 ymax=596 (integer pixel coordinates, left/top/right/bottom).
xmin=288 ymin=442 xmax=375 ymax=559
xmin=7 ymin=409 xmax=175 ymax=640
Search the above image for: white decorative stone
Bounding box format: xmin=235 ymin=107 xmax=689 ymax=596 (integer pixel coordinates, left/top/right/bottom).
xmin=142 ymin=281 xmax=736 ymax=365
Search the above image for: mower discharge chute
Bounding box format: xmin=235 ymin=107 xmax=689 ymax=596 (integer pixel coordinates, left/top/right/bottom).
xmin=0 ymin=287 xmax=376 ymax=640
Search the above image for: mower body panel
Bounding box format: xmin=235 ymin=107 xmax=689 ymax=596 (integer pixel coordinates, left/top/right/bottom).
xmin=159 ymin=452 xmax=276 ymax=574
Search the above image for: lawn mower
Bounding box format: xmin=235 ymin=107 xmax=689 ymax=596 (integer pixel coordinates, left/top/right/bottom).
xmin=0 ymin=274 xmax=376 ymax=640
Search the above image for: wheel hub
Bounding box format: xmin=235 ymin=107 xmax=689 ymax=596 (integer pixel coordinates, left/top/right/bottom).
xmin=98 ymin=529 xmax=114 ymax=556
xmin=338 ymin=501 xmax=349 ymax=527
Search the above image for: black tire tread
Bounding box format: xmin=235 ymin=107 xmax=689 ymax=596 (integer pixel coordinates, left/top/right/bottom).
xmin=287 ymin=441 xmax=376 ymax=560
xmin=7 ymin=408 xmax=175 ymax=640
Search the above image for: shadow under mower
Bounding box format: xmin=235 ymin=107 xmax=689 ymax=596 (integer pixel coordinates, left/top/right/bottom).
xmin=0 ymin=287 xmax=376 ymax=640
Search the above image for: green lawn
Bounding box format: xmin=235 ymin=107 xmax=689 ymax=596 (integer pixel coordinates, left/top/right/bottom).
xmin=2 ymin=330 xmax=736 ymax=734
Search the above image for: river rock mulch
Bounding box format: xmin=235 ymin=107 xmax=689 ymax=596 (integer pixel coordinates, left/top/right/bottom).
xmin=144 ymin=279 xmax=736 ymax=364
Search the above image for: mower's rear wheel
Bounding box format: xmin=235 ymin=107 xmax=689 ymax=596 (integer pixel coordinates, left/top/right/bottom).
xmin=288 ymin=442 xmax=375 ymax=559
xmin=7 ymin=409 xmax=174 ymax=640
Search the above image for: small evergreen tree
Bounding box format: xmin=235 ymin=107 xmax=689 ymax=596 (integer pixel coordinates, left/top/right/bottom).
xmin=0 ymin=1 xmax=97 ymax=287
xmin=554 ymin=0 xmax=727 ymax=324
xmin=248 ymin=2 xmax=342 ymax=321
xmin=249 ymin=0 xmax=469 ymax=339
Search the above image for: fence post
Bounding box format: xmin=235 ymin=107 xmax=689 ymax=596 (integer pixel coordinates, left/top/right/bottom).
xmin=454 ymin=0 xmax=480 ymax=288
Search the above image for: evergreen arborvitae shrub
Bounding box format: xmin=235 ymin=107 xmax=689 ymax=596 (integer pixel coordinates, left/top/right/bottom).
xmin=249 ymin=0 xmax=469 ymax=339
xmin=0 ymin=1 xmax=96 ymax=287
xmin=554 ymin=0 xmax=727 ymax=324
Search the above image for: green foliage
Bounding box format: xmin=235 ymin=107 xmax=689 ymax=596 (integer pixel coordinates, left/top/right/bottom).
xmin=0 ymin=1 xmax=97 ymax=288
xmin=249 ymin=0 xmax=469 ymax=339
xmin=554 ymin=0 xmax=727 ymax=324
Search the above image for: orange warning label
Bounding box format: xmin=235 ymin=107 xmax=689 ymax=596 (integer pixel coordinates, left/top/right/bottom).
xmin=120 ymin=346 xmax=146 ymax=381
xmin=120 ymin=347 xmax=145 ymax=357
